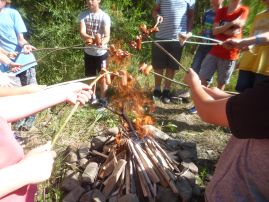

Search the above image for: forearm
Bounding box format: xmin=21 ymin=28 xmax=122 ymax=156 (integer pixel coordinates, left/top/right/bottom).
xmin=152 ymin=4 xmax=160 ymax=19
xmin=213 ymin=22 xmax=233 ymax=35
xmin=202 ymin=86 xmax=232 ymax=100
xmin=187 ymin=10 xmax=195 ymax=32
xmin=0 ymin=54 xmax=12 ymax=65
xmin=0 ymin=88 xmax=67 ymax=122
xmin=190 ymin=84 xmax=229 ymax=126
xmin=0 ymin=163 xmax=29 ymax=198
xmin=0 ymin=86 xmax=39 ymax=97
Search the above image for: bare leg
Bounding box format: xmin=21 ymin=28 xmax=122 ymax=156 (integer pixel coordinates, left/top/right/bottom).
xmin=154 ymin=68 xmax=164 ymax=89
xmin=164 ymin=68 xmax=176 ymax=89
xmin=217 ymin=82 xmax=225 ymax=91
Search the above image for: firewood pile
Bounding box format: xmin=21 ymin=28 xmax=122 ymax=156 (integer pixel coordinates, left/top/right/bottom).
xmin=61 ymin=126 xmax=202 ymax=202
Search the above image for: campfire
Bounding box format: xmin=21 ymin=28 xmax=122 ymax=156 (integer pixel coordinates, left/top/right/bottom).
xmin=52 ymin=23 xmax=201 ymax=202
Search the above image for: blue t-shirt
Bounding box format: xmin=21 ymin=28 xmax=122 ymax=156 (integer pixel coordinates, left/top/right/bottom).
xmin=0 ymin=8 xmax=36 ymax=72
xmin=155 ymin=0 xmax=195 ymax=39
xmin=202 ymin=9 xmax=215 ymax=41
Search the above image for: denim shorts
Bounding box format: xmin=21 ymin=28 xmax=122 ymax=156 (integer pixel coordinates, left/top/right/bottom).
xmin=16 ymin=67 xmax=38 ymax=86
xmin=199 ymin=54 xmax=236 ymax=85
xmin=191 ymin=45 xmax=212 ymax=74
xmin=235 ymin=70 xmax=269 ymax=92
xmin=152 ymin=40 xmax=183 ymax=70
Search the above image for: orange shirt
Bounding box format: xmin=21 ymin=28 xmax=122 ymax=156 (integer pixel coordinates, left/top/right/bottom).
xmin=210 ymin=6 xmax=249 ymax=60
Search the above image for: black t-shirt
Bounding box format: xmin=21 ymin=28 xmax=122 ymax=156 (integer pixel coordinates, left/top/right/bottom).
xmin=226 ymin=79 xmax=269 ymax=139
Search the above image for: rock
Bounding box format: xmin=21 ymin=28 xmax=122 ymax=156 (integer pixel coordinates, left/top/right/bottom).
xmin=181 ymin=161 xmax=199 ymax=174
xmin=156 ymin=186 xmax=180 ymax=202
xmin=66 ymin=151 xmax=78 ymax=163
xmin=118 ymin=194 xmax=139 ymax=202
xmin=62 ymin=186 xmax=85 ymax=202
xmin=92 ymin=189 xmax=106 ymax=202
xmin=79 ymin=191 xmax=92 ymax=202
xmin=78 ymin=146 xmax=90 ymax=159
xmin=62 ymin=170 xmax=80 ymax=191
xmin=176 ymin=177 xmax=193 ymax=202
xmin=107 ymin=127 xmax=119 ymax=136
xmin=180 ymin=169 xmax=196 ymax=185
xmin=142 ymin=125 xmax=170 ymax=141
xmin=91 ymin=136 xmax=110 ymax=151
xmin=82 ymin=162 xmax=99 ymax=183
xmin=178 ymin=149 xmax=195 ymax=161
xmin=79 ymin=158 xmax=89 ymax=169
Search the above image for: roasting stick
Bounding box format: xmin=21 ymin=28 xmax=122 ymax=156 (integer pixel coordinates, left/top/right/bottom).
xmin=51 ymin=71 xmax=111 ymax=147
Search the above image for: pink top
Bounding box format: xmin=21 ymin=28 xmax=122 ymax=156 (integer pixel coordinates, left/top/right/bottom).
xmin=0 ymin=118 xmax=36 ymax=202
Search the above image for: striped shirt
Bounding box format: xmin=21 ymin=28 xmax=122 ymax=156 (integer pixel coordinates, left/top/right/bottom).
xmin=79 ymin=9 xmax=111 ymax=56
xmin=155 ymin=0 xmax=195 ymax=39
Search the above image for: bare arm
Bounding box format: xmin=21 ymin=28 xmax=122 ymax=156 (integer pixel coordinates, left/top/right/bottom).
xmin=17 ymin=33 xmax=36 ymax=53
xmin=184 ymin=69 xmax=229 ymax=127
xmin=0 ymin=142 xmax=55 ymax=198
xmin=187 ymin=9 xmax=195 ymax=32
xmin=102 ymin=24 xmax=110 ymax=46
xmin=0 ymin=83 xmax=92 ymax=122
xmin=223 ymin=31 xmax=269 ymax=49
xmin=80 ymin=21 xmax=93 ymax=41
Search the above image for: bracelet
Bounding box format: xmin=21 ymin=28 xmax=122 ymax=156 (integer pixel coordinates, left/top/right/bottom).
xmin=255 ymin=34 xmax=263 ymax=45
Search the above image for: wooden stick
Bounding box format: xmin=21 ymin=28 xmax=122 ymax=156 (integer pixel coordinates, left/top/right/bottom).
xmin=134 ymin=143 xmax=160 ymax=184
xmin=144 ymin=141 xmax=179 ymax=194
xmin=51 ymin=71 xmax=111 ymax=147
xmin=128 ymin=140 xmax=155 ymax=196
xmin=45 ymin=76 xmax=96 ymax=89
xmin=90 ymin=150 xmax=109 ymax=159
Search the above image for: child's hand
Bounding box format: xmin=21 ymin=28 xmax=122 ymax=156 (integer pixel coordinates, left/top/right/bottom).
xmin=23 ymin=44 xmax=36 ymax=54
xmin=63 ymin=83 xmax=93 ymax=105
xmin=9 ymin=62 xmax=21 ymax=72
xmin=184 ymin=68 xmax=201 ymax=87
xmin=20 ymin=141 xmax=56 ymax=184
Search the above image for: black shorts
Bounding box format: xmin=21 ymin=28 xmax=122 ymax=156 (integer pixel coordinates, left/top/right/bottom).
xmin=84 ymin=52 xmax=108 ymax=77
xmin=151 ymin=40 xmax=183 ymax=70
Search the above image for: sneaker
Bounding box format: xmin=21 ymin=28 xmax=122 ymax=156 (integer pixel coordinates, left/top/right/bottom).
xmin=153 ymin=89 xmax=162 ymax=100
xmin=91 ymin=94 xmax=99 ymax=105
xmin=13 ymin=132 xmax=26 ymax=146
xmin=162 ymin=89 xmax=171 ymax=104
xmin=188 ymin=106 xmax=197 ymax=114
xmin=97 ymin=99 xmax=108 ymax=112
xmin=21 ymin=115 xmax=36 ymax=131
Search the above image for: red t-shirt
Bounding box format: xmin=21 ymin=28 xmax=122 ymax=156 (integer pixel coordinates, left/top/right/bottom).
xmin=0 ymin=118 xmax=36 ymax=202
xmin=210 ymin=6 xmax=249 ymax=60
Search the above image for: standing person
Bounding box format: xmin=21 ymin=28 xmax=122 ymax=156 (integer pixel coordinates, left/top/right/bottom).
xmin=183 ymin=31 xmax=269 ymax=202
xmin=188 ymin=0 xmax=223 ymax=113
xmin=0 ymin=82 xmax=92 ymax=202
xmin=151 ymin=0 xmax=195 ymax=103
xmin=79 ymin=0 xmax=111 ymax=108
xmin=0 ymin=0 xmax=38 ymax=131
xmin=233 ymin=0 xmax=269 ymax=93
xmin=199 ymin=0 xmax=249 ymax=90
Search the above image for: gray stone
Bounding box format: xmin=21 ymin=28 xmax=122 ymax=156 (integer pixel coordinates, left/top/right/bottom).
xmin=91 ymin=136 xmax=109 ymax=151
xmin=62 ymin=186 xmax=85 ymax=202
xmin=176 ymin=177 xmax=193 ymax=202
xmin=78 ymin=146 xmax=90 ymax=159
xmin=92 ymin=189 xmax=106 ymax=202
xmin=142 ymin=125 xmax=170 ymax=141
xmin=66 ymin=151 xmax=78 ymax=163
xmin=62 ymin=170 xmax=80 ymax=191
xmin=156 ymin=185 xmax=180 ymax=202
xmin=107 ymin=127 xmax=119 ymax=136
xmin=118 ymin=194 xmax=139 ymax=202
xmin=82 ymin=162 xmax=99 ymax=183
xmin=79 ymin=158 xmax=89 ymax=169
xmin=181 ymin=161 xmax=199 ymax=174
xmin=180 ymin=169 xmax=196 ymax=185
xmin=178 ymin=149 xmax=196 ymax=161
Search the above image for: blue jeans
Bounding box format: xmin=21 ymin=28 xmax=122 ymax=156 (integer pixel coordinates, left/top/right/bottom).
xmin=236 ymin=70 xmax=269 ymax=92
xmin=192 ymin=45 xmax=213 ymax=74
